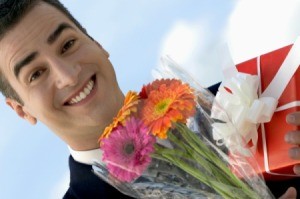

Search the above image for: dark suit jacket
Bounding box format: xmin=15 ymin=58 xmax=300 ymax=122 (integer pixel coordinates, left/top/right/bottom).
xmin=63 ymin=155 xmax=133 ymax=199
xmin=63 ymin=83 xmax=300 ymax=198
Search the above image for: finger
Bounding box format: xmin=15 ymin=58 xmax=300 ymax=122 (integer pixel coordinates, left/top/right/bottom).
xmin=285 ymin=131 xmax=300 ymax=144
xmin=286 ymin=112 xmax=300 ymax=125
xmin=278 ymin=187 xmax=297 ymax=199
xmin=288 ymin=147 xmax=300 ymax=160
xmin=293 ymin=165 xmax=300 ymax=175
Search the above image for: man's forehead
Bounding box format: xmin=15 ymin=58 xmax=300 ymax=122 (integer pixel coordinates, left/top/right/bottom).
xmin=1 ymin=2 xmax=73 ymax=42
xmin=0 ymin=3 xmax=75 ymax=73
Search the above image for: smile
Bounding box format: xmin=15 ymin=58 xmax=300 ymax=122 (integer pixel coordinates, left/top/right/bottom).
xmin=67 ymin=76 xmax=95 ymax=105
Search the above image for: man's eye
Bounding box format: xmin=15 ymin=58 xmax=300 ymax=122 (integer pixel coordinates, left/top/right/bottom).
xmin=61 ymin=39 xmax=75 ymax=54
xmin=29 ymin=70 xmax=43 ymax=83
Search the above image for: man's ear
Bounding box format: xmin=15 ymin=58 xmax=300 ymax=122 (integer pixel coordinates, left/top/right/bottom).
xmin=5 ymin=98 xmax=37 ymax=125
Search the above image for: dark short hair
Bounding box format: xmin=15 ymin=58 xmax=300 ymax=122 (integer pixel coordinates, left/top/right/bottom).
xmin=0 ymin=0 xmax=87 ymax=104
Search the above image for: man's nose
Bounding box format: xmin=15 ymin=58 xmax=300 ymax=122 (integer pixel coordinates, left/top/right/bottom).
xmin=49 ymin=58 xmax=81 ymax=89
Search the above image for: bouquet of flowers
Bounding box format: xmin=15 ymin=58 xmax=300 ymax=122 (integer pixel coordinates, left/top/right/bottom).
xmin=92 ymin=57 xmax=274 ymax=198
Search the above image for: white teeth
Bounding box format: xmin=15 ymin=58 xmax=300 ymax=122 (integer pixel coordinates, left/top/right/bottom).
xmin=68 ymin=79 xmax=94 ymax=105
xmin=70 ymin=99 xmax=77 ymax=104
xmin=84 ymin=88 xmax=90 ymax=95
xmin=87 ymin=84 xmax=93 ymax=90
xmin=79 ymin=92 xmax=86 ymax=99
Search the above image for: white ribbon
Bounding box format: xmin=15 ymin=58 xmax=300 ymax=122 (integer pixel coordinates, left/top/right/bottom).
xmin=212 ymin=37 xmax=300 ymax=157
xmin=211 ymin=73 xmax=277 ymax=156
xmin=211 ymin=45 xmax=278 ymax=156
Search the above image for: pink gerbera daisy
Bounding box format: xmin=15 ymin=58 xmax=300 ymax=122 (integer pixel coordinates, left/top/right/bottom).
xmin=101 ymin=117 xmax=156 ymax=182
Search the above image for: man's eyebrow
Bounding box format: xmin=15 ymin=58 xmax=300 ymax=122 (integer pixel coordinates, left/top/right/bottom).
xmin=14 ymin=52 xmax=38 ymax=79
xmin=47 ymin=22 xmax=74 ymax=45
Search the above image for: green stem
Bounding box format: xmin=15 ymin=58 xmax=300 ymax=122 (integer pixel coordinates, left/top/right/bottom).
xmin=161 ymin=123 xmax=261 ymax=198
xmin=176 ymin=123 xmax=255 ymax=187
xmin=154 ymin=149 xmax=236 ymax=198
xmin=167 ymin=131 xmax=235 ymax=186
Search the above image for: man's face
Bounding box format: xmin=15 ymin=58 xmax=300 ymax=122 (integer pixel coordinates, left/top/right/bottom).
xmin=0 ymin=3 xmax=124 ymax=142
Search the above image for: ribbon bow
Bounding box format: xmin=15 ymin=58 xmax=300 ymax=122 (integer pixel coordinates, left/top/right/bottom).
xmin=211 ymin=73 xmax=278 ymax=156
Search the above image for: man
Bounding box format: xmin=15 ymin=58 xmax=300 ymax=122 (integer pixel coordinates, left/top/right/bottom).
xmin=0 ymin=0 xmax=297 ymax=198
xmin=0 ymin=0 xmax=128 ymax=198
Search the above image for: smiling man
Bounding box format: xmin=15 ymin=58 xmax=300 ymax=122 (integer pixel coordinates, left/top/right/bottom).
xmin=0 ymin=0 xmax=298 ymax=199
xmin=0 ymin=0 xmax=130 ymax=198
xmin=2 ymin=3 xmax=124 ymax=152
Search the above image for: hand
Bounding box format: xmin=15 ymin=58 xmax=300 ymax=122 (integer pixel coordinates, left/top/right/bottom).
xmin=285 ymin=112 xmax=300 ymax=174
xmin=278 ymin=187 xmax=297 ymax=199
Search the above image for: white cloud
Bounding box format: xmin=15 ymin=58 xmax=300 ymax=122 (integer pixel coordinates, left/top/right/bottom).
xmin=49 ymin=171 xmax=70 ymax=199
xmin=158 ymin=19 xmax=227 ymax=86
xmin=159 ymin=20 xmax=205 ymax=66
xmin=227 ymin=0 xmax=300 ymax=63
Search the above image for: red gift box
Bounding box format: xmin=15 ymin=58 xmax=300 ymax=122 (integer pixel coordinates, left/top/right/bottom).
xmin=235 ymin=43 xmax=300 ymax=180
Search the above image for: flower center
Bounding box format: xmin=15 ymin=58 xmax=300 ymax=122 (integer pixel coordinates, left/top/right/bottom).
xmin=154 ymin=98 xmax=172 ymax=116
xmin=124 ymin=143 xmax=135 ymax=155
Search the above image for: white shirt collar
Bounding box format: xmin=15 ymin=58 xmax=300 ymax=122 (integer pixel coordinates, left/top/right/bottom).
xmin=68 ymin=146 xmax=103 ymax=165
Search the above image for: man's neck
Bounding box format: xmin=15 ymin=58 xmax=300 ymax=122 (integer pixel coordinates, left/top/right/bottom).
xmin=67 ymin=134 xmax=100 ymax=151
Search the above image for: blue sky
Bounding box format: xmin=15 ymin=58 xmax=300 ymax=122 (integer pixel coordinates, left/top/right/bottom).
xmin=1 ymin=1 xmax=300 ymax=198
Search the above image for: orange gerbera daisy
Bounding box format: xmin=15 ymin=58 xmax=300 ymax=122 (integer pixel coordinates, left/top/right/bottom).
xmin=140 ymin=79 xmax=196 ymax=139
xmin=139 ymin=79 xmax=174 ymax=99
xmin=99 ymin=91 xmax=140 ymax=140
